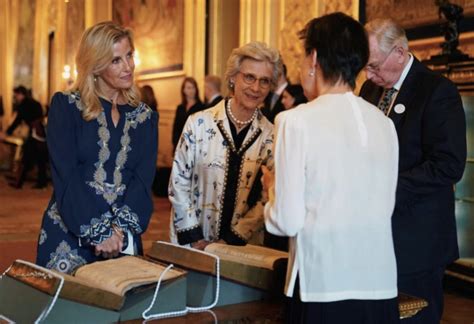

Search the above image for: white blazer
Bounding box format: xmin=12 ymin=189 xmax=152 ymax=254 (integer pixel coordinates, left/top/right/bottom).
xmin=265 ymin=92 xmax=399 ymax=302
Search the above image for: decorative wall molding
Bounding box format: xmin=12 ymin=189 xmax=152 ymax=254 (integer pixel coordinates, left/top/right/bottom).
xmin=320 ymin=0 xmax=357 ymax=18
xmin=278 ymin=0 xmax=358 ymax=84
xmin=239 ymin=0 xmax=281 ymax=48
xmin=410 ymin=32 xmax=474 ymax=62
xmin=279 ymin=0 xmax=317 ymax=84
xmin=65 ymin=0 xmax=84 ymax=75
xmin=0 ymin=0 xmax=20 ymax=128
xmin=85 ymin=0 xmax=111 ymax=28
xmin=14 ymin=0 xmax=35 ymax=89
xmin=207 ymin=0 xmax=239 ymax=84
xmin=183 ymin=0 xmax=206 ymax=91
xmin=366 ymin=0 xmax=474 ymax=29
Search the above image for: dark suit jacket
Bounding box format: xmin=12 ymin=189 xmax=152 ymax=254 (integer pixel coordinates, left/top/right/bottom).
xmin=205 ymin=95 xmax=223 ymax=109
xmin=172 ymin=102 xmax=205 ymax=148
xmin=360 ymin=58 xmax=466 ymax=275
xmin=262 ymin=92 xmax=285 ymax=123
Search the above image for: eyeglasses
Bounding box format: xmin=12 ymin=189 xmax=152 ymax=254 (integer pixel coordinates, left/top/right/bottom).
xmin=366 ymin=46 xmax=397 ymax=73
xmin=238 ymin=72 xmax=272 ymax=89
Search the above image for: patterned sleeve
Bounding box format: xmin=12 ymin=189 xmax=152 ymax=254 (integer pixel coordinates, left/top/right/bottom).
xmin=168 ymin=114 xmax=204 ymax=245
xmin=47 ymin=92 xmax=112 ymax=246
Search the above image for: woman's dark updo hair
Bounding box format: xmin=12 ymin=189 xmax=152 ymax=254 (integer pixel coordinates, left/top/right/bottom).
xmin=299 ymin=12 xmax=369 ymax=89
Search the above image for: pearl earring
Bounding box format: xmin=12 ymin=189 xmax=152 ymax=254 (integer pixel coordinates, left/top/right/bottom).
xmin=309 ymin=69 xmax=315 ymax=77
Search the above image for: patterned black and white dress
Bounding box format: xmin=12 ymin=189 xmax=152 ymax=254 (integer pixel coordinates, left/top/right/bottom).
xmin=169 ymin=99 xmax=274 ymax=246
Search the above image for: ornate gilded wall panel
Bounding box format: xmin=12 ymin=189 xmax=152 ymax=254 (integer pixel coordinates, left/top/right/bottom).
xmin=65 ymin=0 xmax=85 ymax=75
xmin=320 ymin=0 xmax=356 ymax=17
xmin=366 ymin=0 xmax=474 ymax=28
xmin=14 ymin=0 xmax=36 ymax=88
xmin=0 ymin=0 xmax=20 ymax=127
xmin=279 ymin=0 xmax=317 ymax=84
xmin=410 ymin=33 xmax=474 ymax=62
xmin=113 ymin=0 xmax=185 ymax=79
xmin=279 ymin=0 xmax=358 ymax=84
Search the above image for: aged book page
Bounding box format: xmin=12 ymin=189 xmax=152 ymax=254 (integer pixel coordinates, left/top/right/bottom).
xmin=204 ymin=243 xmax=288 ymax=270
xmin=74 ymin=256 xmax=183 ymax=296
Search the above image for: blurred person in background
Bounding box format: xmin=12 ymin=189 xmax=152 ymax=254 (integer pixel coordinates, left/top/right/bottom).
xmin=204 ymin=75 xmax=223 ymax=109
xmin=140 ymin=84 xmax=158 ymax=112
xmin=171 ymin=77 xmax=204 ymax=149
xmin=5 ymin=85 xmax=47 ymax=189
xmin=281 ymin=84 xmax=307 ymax=110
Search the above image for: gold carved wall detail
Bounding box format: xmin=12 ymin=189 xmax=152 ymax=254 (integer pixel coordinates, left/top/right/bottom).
xmin=279 ymin=0 xmax=317 ymax=84
xmin=366 ymin=0 xmax=474 ymax=28
xmin=14 ymin=0 xmax=36 ymax=88
xmin=410 ymin=32 xmax=474 ymax=62
xmin=321 ymin=0 xmax=353 ymax=16
xmin=47 ymin=0 xmax=57 ymax=30
xmin=66 ymin=0 xmax=85 ymax=74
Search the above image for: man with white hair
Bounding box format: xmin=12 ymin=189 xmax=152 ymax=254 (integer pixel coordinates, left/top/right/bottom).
xmin=360 ymin=18 xmax=466 ymax=324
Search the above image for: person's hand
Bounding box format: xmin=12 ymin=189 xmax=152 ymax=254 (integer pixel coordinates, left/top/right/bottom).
xmin=261 ymin=165 xmax=274 ymax=192
xmin=94 ymin=230 xmax=124 ymax=258
xmin=191 ymin=239 xmax=211 ymax=250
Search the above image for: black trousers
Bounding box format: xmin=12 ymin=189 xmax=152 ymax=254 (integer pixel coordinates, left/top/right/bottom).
xmin=398 ymin=266 xmax=445 ymax=324
xmin=285 ymin=278 xmax=400 ymax=324
xmin=18 ymin=137 xmax=48 ymax=187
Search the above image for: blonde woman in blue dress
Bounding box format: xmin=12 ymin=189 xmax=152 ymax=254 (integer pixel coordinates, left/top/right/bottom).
xmin=36 ymin=22 xmax=158 ymax=274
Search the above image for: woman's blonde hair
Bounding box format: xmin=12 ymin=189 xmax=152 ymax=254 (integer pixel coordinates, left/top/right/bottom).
xmin=224 ymin=41 xmax=282 ymax=93
xmin=73 ymin=21 xmax=140 ymax=121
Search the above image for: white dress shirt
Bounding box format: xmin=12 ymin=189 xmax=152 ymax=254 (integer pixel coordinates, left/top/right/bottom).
xmin=382 ymin=53 xmax=414 ymax=115
xmin=265 ymin=92 xmax=399 ymax=302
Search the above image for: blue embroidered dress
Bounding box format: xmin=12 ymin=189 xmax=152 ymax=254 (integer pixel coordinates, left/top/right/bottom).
xmin=36 ymin=92 xmax=158 ymax=274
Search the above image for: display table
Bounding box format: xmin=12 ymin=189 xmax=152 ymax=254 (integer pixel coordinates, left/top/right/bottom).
xmin=123 ymin=293 xmax=428 ymax=323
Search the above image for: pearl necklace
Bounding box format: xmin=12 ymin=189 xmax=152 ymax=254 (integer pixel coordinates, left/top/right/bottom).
xmin=226 ymin=99 xmax=258 ymax=126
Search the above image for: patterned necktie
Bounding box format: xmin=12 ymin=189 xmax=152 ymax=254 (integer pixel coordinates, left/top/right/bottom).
xmin=378 ymin=88 xmax=397 ymax=115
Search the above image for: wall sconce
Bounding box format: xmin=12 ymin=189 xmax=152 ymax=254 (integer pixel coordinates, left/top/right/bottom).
xmin=62 ymin=65 xmax=71 ymax=80
xmin=134 ymin=50 xmax=141 ymax=70
xmin=62 ymin=65 xmax=76 ymax=89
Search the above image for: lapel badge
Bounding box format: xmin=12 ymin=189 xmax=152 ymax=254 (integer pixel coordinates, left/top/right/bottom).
xmin=394 ymin=104 xmax=405 ymax=114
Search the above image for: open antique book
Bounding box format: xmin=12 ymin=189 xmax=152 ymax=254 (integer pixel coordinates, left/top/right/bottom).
xmin=72 ymin=256 xmax=183 ymax=296
xmin=148 ymin=242 xmax=288 ymax=291
xmin=203 ymin=243 xmax=288 ymax=270
xmin=5 ymin=256 xmax=185 ymax=310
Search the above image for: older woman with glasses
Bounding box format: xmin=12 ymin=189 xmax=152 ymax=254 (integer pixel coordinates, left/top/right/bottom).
xmin=169 ymin=41 xmax=281 ymax=249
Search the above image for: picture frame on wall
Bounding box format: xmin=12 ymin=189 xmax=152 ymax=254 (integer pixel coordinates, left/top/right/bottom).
xmin=112 ymin=0 xmax=185 ymax=80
